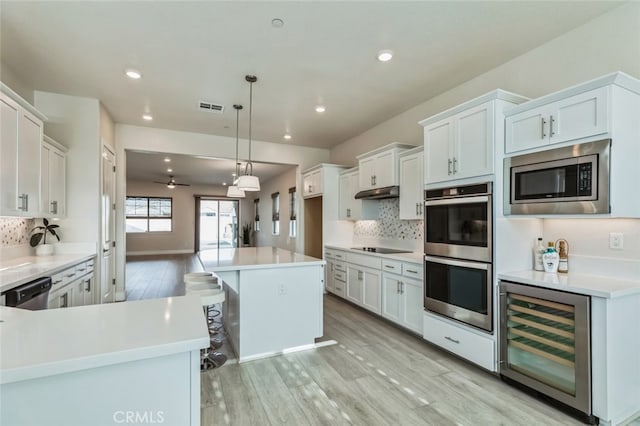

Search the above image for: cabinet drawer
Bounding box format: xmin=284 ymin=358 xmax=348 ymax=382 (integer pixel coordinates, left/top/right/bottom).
xmin=334 ymin=271 xmax=347 ymax=282
xmin=325 ymin=249 xmax=335 ymax=259
xmin=333 ymin=251 xmax=347 ymax=261
xmin=61 ymin=267 xmax=78 ymax=284
xmin=75 ymin=262 xmax=89 ymax=275
xmin=334 ymin=261 xmax=346 ymax=273
xmin=381 ymin=259 xmax=402 ymax=274
xmin=346 ymin=253 xmax=382 ymax=269
xmin=423 ymin=312 xmax=495 ymax=371
xmin=333 ymin=279 xmax=346 ymax=298
xmin=51 ymin=272 xmax=64 ymax=288
xmin=402 ymin=264 xmax=423 ymax=280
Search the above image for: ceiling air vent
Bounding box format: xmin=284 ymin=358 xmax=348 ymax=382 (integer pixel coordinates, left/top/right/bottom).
xmin=198 ymin=101 xmax=224 ymax=114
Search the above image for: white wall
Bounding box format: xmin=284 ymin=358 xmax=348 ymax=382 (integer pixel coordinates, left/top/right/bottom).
xmin=0 ymin=61 xmax=33 ymax=104
xmin=330 ymin=2 xmax=640 ymax=165
xmin=248 ymin=167 xmax=298 ymax=252
xmin=125 ymin=180 xmax=232 ymax=254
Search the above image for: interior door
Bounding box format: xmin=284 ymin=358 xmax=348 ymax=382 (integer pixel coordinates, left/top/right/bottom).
xmin=101 ymin=146 xmax=116 ymax=303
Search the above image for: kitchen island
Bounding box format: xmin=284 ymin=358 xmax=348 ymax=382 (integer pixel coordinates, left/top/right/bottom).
xmin=199 ymin=247 xmax=325 ymax=362
xmin=0 ymin=296 xmax=209 ymax=426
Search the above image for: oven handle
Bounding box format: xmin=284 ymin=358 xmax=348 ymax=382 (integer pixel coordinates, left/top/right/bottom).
xmin=425 ymin=195 xmax=490 ymax=207
xmin=424 ymin=255 xmax=490 ymax=270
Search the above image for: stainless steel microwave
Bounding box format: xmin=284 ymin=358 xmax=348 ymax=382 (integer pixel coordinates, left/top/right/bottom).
xmin=504 ymin=139 xmax=611 ymax=215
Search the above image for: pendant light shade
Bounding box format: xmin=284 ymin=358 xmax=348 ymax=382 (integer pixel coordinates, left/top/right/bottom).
xmin=226 ymin=185 xmax=245 ymax=198
xmin=239 ymin=75 xmax=260 ymax=191
xmin=227 ymin=103 xmax=246 ymax=198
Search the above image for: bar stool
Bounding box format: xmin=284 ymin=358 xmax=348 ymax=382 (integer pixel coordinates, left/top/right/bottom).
xmin=184 ymin=275 xmax=222 ymax=330
xmin=188 ymin=286 xmax=227 ymax=370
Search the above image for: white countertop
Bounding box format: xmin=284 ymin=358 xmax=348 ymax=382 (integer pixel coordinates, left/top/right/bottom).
xmin=0 ymin=252 xmax=95 ymax=294
xmin=199 ymin=247 xmax=325 ymax=272
xmin=324 ymin=245 xmax=424 ymax=265
xmin=498 ymin=270 xmax=640 ymax=299
xmin=0 ymin=295 xmax=209 ymax=384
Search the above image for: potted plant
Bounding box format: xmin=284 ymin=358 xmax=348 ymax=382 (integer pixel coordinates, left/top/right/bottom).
xmin=242 ymin=223 xmax=251 ymax=247
xmin=30 ymin=218 xmax=60 ymax=256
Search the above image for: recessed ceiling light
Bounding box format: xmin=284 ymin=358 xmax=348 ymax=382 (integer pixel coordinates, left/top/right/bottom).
xmin=164 ymin=157 xmax=171 ymax=163
xmin=377 ymin=50 xmax=393 ymax=62
xmin=271 ymin=18 xmax=284 ymax=28
xmin=315 ymin=105 xmax=326 ymax=113
xmin=142 ymin=114 xmax=153 ymax=121
xmin=125 ymin=69 xmax=142 ymax=79
xmin=167 ymin=168 xmax=173 ymax=173
xmin=283 ymin=133 xmax=292 ymax=140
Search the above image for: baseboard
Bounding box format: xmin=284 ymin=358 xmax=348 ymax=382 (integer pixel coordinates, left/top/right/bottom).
xmin=126 ymin=249 xmax=194 ymax=256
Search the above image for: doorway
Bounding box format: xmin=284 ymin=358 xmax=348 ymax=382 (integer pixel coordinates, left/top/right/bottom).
xmin=195 ymin=197 xmax=239 ymax=251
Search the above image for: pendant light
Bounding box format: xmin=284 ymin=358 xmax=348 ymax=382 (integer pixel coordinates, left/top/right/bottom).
xmin=227 ymin=104 xmax=246 ymax=198
xmin=237 ymin=75 xmax=261 ymax=191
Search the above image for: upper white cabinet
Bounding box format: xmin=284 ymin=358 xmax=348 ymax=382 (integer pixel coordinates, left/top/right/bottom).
xmin=357 ymin=143 xmax=414 ymax=190
xmin=338 ymin=168 xmax=377 ymax=221
xmin=398 ymin=147 xmax=424 ymax=220
xmin=41 ymin=135 xmax=67 ymax=218
xmin=302 ymin=167 xmax=323 ymax=198
xmin=506 ymin=87 xmax=608 ymax=153
xmin=420 ymin=90 xmax=528 ymax=186
xmin=1 ymin=83 xmax=47 ymax=217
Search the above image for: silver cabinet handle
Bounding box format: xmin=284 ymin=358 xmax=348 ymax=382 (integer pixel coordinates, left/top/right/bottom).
xmin=60 ymin=293 xmax=68 ymax=308
xmin=65 ymin=273 xmax=76 ymax=278
xmin=541 ymin=117 xmax=547 ymax=139
xmin=419 ymin=204 xmax=423 ymax=215
xmin=444 ymin=336 xmax=460 ymax=344
xmin=400 ymin=282 xmax=404 ymax=294
xmin=406 ymin=269 xmax=418 ymax=274
xmin=18 ymin=193 xmax=28 ymax=211
xmin=448 ymin=159 xmax=452 ymax=175
xmin=85 ymin=279 xmax=91 ymax=292
xmin=452 ymin=157 xmax=457 ymax=174
xmin=415 ymin=203 xmax=419 ymax=216
xmin=384 ymin=265 xmax=395 ymax=269
xmin=550 ymin=115 xmax=555 ymax=136
xmin=50 ymin=200 xmax=58 ymax=214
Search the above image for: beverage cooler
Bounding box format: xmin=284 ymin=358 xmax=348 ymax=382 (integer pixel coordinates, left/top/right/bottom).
xmin=499 ymin=281 xmax=595 ymax=423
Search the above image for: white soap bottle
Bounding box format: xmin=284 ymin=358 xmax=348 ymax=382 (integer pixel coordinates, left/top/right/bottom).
xmin=542 ymin=241 xmax=559 ymax=273
xmin=533 ymin=238 xmax=545 ymax=271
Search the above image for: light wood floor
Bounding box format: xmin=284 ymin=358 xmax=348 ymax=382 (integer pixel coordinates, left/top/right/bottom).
xmin=125 ymin=255 xmax=634 ymax=426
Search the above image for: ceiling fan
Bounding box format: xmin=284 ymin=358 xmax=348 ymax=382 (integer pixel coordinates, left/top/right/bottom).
xmin=153 ymin=175 xmax=190 ymax=189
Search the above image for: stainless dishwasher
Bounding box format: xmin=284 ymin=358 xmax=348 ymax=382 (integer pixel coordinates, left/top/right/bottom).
xmin=4 ymin=277 xmax=52 ymax=310
xmin=499 ymin=280 xmax=595 ymax=424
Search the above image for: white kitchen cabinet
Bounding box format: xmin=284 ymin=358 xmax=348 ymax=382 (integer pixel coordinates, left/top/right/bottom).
xmin=346 ymin=264 xmax=381 ymax=314
xmin=357 ymin=143 xmax=413 ymax=190
xmin=420 ymin=90 xmax=528 ymax=186
xmin=47 ymin=258 xmax=96 ymax=309
xmin=381 ymin=259 xmax=424 ymax=334
xmin=399 ymin=147 xmax=424 ymax=220
xmin=324 ymin=249 xmax=335 ymax=293
xmin=302 ymin=167 xmax=322 ymax=198
xmin=338 ymin=168 xmax=377 ymax=221
xmin=1 ymin=85 xmax=47 ymax=217
xmin=506 ymin=87 xmax=608 ymax=154
xmin=41 ymin=136 xmax=67 ymax=217
xmin=423 ymin=311 xmax=495 ymax=371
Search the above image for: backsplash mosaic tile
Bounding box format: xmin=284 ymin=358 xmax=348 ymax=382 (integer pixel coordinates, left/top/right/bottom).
xmin=0 ymin=217 xmax=35 ymax=247
xmin=354 ymin=199 xmax=423 ymax=240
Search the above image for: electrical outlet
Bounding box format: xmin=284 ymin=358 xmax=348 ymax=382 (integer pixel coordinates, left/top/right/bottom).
xmin=609 ymin=232 xmax=624 ymax=250
xmin=278 ymin=283 xmax=287 ymax=295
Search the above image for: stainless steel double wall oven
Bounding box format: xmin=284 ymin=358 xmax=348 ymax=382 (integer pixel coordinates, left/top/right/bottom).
xmin=424 ymin=182 xmax=493 ymax=332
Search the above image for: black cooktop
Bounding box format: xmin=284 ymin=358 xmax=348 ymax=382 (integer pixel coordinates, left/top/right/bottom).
xmin=351 ymin=247 xmax=413 ymax=254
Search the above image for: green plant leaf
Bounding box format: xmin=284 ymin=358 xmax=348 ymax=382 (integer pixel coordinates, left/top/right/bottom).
xmin=48 ymin=224 xmax=60 ymax=230
xmin=30 ymin=226 xmax=45 ymax=233
xmin=30 ymin=233 xmax=43 ymax=247
xmin=43 ymin=218 xmax=49 ymax=227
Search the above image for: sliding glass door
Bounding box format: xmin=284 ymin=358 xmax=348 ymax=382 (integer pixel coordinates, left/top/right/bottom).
xmin=196 ymin=198 xmax=239 ymax=251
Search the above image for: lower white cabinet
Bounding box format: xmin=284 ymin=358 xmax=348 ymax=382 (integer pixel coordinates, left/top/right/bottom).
xmin=423 ymin=311 xmax=495 ymax=371
xmin=346 ymin=263 xmax=382 ymax=315
xmin=381 ymin=259 xmax=424 ymax=334
xmin=325 ymin=257 xmax=335 ymax=293
xmin=47 ymin=258 xmax=95 ymax=309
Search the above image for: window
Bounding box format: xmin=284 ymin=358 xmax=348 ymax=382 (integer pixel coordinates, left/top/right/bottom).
xmin=126 ymin=196 xmax=172 ymax=233
xmin=289 ymin=187 xmax=297 ymax=238
xmin=253 ymin=198 xmax=260 ymax=232
xmin=271 ymin=192 xmax=280 ymax=235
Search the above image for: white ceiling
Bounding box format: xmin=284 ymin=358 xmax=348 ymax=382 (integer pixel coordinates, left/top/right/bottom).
xmin=0 ymin=1 xmax=621 ymax=186
xmin=126 ymin=150 xmax=294 ymax=187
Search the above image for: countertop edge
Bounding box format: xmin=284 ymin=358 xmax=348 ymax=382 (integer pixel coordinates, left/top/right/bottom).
xmin=324 ymin=245 xmax=424 ymax=265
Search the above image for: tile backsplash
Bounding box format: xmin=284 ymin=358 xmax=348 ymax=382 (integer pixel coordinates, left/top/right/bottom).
xmin=0 ymin=217 xmax=34 ymax=247
xmin=354 ymin=199 xmax=423 ymax=241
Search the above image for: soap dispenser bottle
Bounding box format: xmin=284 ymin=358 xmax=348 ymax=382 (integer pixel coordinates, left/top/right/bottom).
xmin=542 ymin=241 xmax=559 ymax=273
xmin=533 ymin=238 xmax=545 ymax=271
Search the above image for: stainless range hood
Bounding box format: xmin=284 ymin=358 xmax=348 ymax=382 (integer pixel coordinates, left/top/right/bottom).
xmin=355 ymin=185 xmax=399 ymax=200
